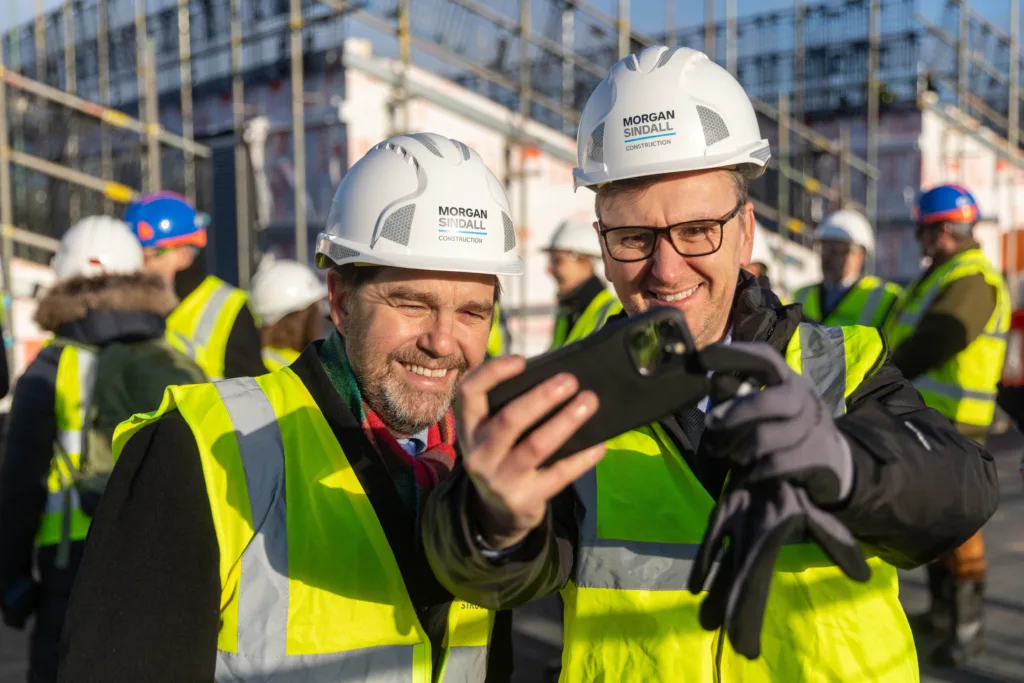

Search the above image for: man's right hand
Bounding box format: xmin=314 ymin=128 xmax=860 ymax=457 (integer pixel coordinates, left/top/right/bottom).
xmin=456 ymin=355 xmax=606 ymax=550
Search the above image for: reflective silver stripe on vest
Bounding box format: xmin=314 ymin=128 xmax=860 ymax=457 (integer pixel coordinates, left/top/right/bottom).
xmin=53 ymin=346 xmax=98 ymax=508
xmin=798 ymin=324 xmax=847 ymax=418
xmin=594 ymin=299 xmax=618 ymax=330
xmin=440 ymin=646 xmax=488 ymax=683
xmin=195 ymin=283 xmax=233 ymax=350
xmin=912 ymin=376 xmax=996 ymax=403
xmin=856 ymin=284 xmax=887 ymax=327
xmin=263 ymin=348 xmax=292 ymax=370
xmin=573 ymin=323 xmax=849 ymax=591
xmin=44 ymin=487 xmax=81 ymax=515
xmin=213 ymin=377 xmax=415 ymax=683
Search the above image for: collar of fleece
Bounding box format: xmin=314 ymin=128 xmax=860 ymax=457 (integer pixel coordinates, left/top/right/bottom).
xmin=34 ymin=272 xmax=178 ymax=333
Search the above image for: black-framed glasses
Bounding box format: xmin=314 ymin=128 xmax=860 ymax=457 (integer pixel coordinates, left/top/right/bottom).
xmin=599 ymin=202 xmax=743 ymax=263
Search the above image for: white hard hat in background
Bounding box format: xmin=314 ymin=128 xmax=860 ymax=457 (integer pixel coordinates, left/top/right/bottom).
xmin=749 ymin=221 xmax=774 ymax=265
xmin=542 ymin=218 xmax=602 ymax=259
xmin=573 ymin=46 xmax=771 ymax=191
xmin=815 ymin=209 xmax=875 ymax=257
xmin=51 ymin=215 xmax=143 ymax=281
xmin=250 ymin=258 xmax=328 ymax=326
xmin=316 ymin=132 xmax=524 ymax=277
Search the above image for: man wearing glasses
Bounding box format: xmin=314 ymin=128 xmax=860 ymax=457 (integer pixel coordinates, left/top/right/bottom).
xmin=422 ymin=46 xmax=997 ymax=681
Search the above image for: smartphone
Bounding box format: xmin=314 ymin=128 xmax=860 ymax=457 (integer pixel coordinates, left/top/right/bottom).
xmin=486 ymin=306 xmax=711 ymax=467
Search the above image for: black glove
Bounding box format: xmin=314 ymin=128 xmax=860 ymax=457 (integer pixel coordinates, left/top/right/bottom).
xmin=686 ymin=479 xmax=870 ymax=660
xmin=2 ymin=577 xmax=39 ymax=630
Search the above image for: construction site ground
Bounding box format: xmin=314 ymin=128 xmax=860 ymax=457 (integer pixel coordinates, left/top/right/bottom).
xmin=0 ymin=431 xmax=1022 ymax=683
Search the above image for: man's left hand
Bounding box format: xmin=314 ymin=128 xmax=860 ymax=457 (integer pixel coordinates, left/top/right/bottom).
xmin=703 ymin=341 xmax=855 ymax=507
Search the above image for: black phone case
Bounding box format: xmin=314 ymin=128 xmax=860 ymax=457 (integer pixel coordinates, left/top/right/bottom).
xmin=486 ymin=306 xmax=711 ymax=467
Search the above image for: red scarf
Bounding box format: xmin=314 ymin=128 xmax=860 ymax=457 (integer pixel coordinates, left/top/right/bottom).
xmin=360 ymin=402 xmax=457 ymax=500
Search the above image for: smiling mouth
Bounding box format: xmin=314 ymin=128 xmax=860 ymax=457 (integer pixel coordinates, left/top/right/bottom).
xmin=648 ymin=283 xmax=702 ymax=303
xmin=401 ymin=362 xmax=451 ymax=379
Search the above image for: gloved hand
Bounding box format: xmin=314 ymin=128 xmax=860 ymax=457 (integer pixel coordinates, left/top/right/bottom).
xmin=687 ymin=341 xmax=871 ymax=660
xmin=703 ymin=341 xmax=856 ymax=507
xmin=686 ymin=479 xmax=871 ymax=660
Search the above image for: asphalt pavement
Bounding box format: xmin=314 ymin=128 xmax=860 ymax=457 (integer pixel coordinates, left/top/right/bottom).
xmin=2 ymin=433 xmax=1023 ymax=682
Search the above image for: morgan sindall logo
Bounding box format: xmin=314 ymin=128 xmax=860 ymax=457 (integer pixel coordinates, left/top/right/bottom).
xmin=623 ymin=110 xmax=677 ymax=151
xmin=438 ymin=206 xmax=487 ymax=244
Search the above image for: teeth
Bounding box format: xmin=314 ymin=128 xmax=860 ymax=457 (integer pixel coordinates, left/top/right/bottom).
xmin=654 ymin=284 xmax=700 ymax=302
xmin=404 ymin=363 xmax=449 ymax=379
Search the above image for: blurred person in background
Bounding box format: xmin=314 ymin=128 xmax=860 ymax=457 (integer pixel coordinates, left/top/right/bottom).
xmin=249 ymin=256 xmax=329 ymax=371
xmin=884 ymin=183 xmax=1011 ymax=666
xmin=543 ymin=218 xmax=620 ymax=348
xmin=0 ymin=217 xmax=198 ymax=683
xmin=487 ymin=301 xmax=511 ymax=359
xmin=793 ymin=209 xmax=902 ymax=327
xmin=742 ymin=220 xmax=775 ymax=292
xmin=124 ymin=191 xmax=267 ymax=379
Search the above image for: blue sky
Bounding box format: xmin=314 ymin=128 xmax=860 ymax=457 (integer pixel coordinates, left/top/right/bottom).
xmin=0 ymin=1 xmax=1018 ymax=43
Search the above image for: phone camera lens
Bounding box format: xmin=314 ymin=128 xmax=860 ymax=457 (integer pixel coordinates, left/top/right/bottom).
xmin=658 ymin=321 xmax=678 ymax=340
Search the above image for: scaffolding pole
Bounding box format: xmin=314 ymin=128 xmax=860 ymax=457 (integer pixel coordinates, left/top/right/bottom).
xmin=726 ymin=0 xmax=738 ymax=76
xmin=521 ymin=0 xmax=532 ymax=117
xmin=98 ymin=0 xmax=113 ymax=215
xmin=291 ymin=0 xmax=308 ymax=264
xmin=1011 ymin=0 xmax=1020 ymax=151
xmin=704 ymin=0 xmax=714 ymax=59
xmin=178 ymin=0 xmax=196 ymax=204
xmin=665 ymin=0 xmax=675 ymax=47
xmin=144 ymin=36 xmax=161 ymax=193
xmin=778 ymin=92 xmax=791 ymax=287
xmin=793 ymin=0 xmax=805 ymax=122
xmin=562 ymin=7 xmax=574 ymax=134
xmin=396 ymin=0 xmax=410 ymax=135
xmin=958 ymin=0 xmax=970 ymax=117
xmin=0 ymin=26 xmax=14 ymax=369
xmin=34 ymin=0 xmax=45 ymax=84
xmin=63 ymin=0 xmax=80 ymax=223
xmin=135 ymin=0 xmax=151 ymax=192
xmin=866 ymin=0 xmax=880 ymax=257
xmin=231 ymin=0 xmax=250 ymax=288
xmin=617 ymin=0 xmax=630 ymax=60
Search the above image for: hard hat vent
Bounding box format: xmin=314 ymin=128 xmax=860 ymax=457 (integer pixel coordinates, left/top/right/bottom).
xmin=656 ymin=47 xmax=681 ymax=69
xmin=588 ymin=123 xmax=606 ymax=163
xmin=502 ymin=212 xmax=516 ymax=252
xmin=381 ymin=204 xmax=416 ymax=246
xmin=750 ymin=145 xmax=771 ymax=162
xmin=409 ymin=133 xmax=444 ymax=158
xmin=624 ymin=57 xmax=638 ymax=71
xmin=696 ymin=105 xmax=730 ymax=146
xmin=453 ymin=140 xmax=472 ymax=161
xmin=329 ymin=242 xmax=361 ymax=262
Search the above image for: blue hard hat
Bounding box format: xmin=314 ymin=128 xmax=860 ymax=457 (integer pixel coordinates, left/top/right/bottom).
xmin=124 ymin=191 xmax=209 ymax=250
xmin=914 ymin=184 xmax=980 ymax=226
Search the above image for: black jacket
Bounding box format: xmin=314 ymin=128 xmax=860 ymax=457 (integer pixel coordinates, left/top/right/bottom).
xmin=57 ymin=344 xmax=513 ymax=683
xmin=174 ymin=252 xmax=267 ymax=379
xmin=556 ymin=275 xmax=607 ymax=335
xmin=420 ymin=273 xmax=1000 ymax=611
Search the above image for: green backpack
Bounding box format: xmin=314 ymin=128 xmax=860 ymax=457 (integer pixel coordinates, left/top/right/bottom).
xmin=53 ymin=337 xmax=205 ymax=565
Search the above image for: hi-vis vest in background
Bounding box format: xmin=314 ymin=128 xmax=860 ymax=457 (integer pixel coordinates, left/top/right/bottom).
xmin=261 ymin=346 xmax=300 ymax=372
xmin=794 ymin=275 xmax=903 ymax=328
xmin=38 ymin=343 xmax=96 ymax=555
xmin=486 ymin=302 xmax=509 ymax=359
xmin=884 ymin=248 xmax=1011 ymax=431
xmin=113 ymin=368 xmax=494 ymax=683
xmin=560 ymin=322 xmax=918 ymax=682
xmin=166 ymin=275 xmax=249 ymax=380
xmin=552 ymin=288 xmax=621 ymax=349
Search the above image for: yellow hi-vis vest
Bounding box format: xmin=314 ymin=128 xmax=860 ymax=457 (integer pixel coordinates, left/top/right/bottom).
xmin=884 ymin=248 xmax=1011 ymax=430
xmin=794 ymin=276 xmax=903 ymax=327
xmin=113 ymin=369 xmax=495 ymax=683
xmin=551 ymin=288 xmax=621 ymax=349
xmin=166 ymin=275 xmax=250 ymax=380
xmin=561 ymin=322 xmax=918 ymax=683
xmin=486 ymin=302 xmax=508 ymax=359
xmin=261 ymin=346 xmax=301 ymax=372
xmin=37 ymin=342 xmax=96 ymax=551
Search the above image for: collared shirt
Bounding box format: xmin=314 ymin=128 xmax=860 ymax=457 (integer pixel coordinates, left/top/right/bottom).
xmin=821 ymin=273 xmax=861 ymax=314
xmin=395 ymin=428 xmax=429 ymax=457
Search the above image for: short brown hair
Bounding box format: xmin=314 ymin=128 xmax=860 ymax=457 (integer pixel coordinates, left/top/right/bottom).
xmin=259 ymin=301 xmax=324 ymax=351
xmin=594 ymin=169 xmax=749 ymax=221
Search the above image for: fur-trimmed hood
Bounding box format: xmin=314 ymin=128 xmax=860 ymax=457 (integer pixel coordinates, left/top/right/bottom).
xmin=35 ymin=272 xmax=178 ymax=336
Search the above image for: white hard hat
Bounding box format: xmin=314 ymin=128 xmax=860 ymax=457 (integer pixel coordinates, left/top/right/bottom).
xmin=51 ymin=215 xmax=143 ymax=281
xmin=815 ymin=209 xmax=875 ymax=256
xmin=542 ymin=218 xmax=602 ymax=258
xmin=749 ymin=221 xmax=773 ymax=265
xmin=316 ymin=132 xmax=523 ymax=276
xmin=574 ymin=46 xmax=771 ymax=191
xmin=250 ymin=258 xmax=328 ymax=326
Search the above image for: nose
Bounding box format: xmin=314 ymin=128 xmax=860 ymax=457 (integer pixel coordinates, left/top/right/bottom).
xmin=649 ymin=233 xmax=690 ymax=284
xmin=418 ymin=309 xmax=457 ymax=358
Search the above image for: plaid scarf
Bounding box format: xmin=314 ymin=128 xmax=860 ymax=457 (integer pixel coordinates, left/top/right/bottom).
xmin=319 ymin=329 xmax=457 ymax=518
